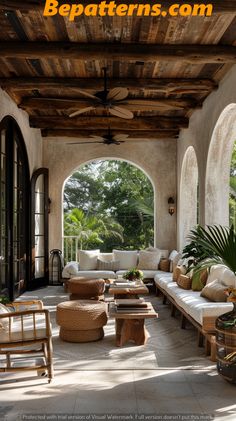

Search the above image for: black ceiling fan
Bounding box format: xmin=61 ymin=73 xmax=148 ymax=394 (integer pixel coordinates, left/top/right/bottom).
xmin=69 ymin=67 xmax=133 ymax=120
xmin=68 ymin=127 xmax=128 ymax=145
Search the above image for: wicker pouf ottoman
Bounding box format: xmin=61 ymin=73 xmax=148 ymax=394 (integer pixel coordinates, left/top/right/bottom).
xmin=56 ymin=300 xmax=108 ymax=343
xmin=67 ymin=277 xmax=105 ymax=300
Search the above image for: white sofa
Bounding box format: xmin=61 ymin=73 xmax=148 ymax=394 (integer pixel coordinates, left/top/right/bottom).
xmin=62 ymin=249 xmax=170 ymax=280
xmin=154 ymin=264 xmax=235 ymax=341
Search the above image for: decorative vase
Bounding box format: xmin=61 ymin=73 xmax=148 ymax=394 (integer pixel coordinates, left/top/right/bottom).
xmin=215 ymin=301 xmax=236 ymax=384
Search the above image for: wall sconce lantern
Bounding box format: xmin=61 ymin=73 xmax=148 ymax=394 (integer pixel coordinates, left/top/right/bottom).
xmin=168 ymin=197 xmax=175 ymax=216
xmin=48 ymin=198 xmax=52 ymax=214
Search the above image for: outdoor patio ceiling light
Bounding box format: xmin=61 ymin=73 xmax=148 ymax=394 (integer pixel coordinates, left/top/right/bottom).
xmin=168 ymin=197 xmax=175 ymax=216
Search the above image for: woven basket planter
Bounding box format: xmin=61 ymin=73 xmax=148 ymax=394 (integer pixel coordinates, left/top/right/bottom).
xmin=177 ymin=274 xmax=192 ymax=290
xmin=159 ymin=259 xmax=170 ymax=272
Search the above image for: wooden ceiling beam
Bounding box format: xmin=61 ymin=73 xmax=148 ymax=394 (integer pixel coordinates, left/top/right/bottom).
xmin=0 ymin=77 xmax=217 ymax=94
xmin=41 ymin=129 xmax=179 ymax=139
xmin=30 ymin=116 xmax=188 ymax=130
xmin=0 ymin=1 xmax=235 ymax=14
xmin=1 ymin=42 xmax=236 ymax=63
xmin=20 ymin=97 xmax=199 ymax=112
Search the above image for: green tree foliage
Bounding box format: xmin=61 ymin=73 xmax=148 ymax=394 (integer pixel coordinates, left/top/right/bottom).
xmin=230 ymin=142 xmax=236 ymax=228
xmin=63 ymin=160 xmax=154 ymax=251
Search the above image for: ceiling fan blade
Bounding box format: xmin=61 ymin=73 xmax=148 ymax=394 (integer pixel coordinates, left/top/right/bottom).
xmin=107 ymin=87 xmax=129 ymax=101
xmin=68 ymin=141 xmax=104 ymax=145
xmin=113 ymin=134 xmax=129 ymax=141
xmin=109 ymin=106 xmax=134 ymax=120
xmin=75 ymin=89 xmax=100 ymax=100
xmin=69 ymin=106 xmax=95 ymax=118
xmin=89 ymin=135 xmax=105 ymax=141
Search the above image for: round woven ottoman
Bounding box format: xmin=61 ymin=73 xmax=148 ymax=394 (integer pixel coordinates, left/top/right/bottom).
xmin=67 ymin=278 xmax=105 ymax=300
xmin=56 ymin=300 xmax=108 ymax=343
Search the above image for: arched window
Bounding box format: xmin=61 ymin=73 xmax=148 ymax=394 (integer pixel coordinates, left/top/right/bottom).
xmin=0 ymin=117 xmax=30 ymax=300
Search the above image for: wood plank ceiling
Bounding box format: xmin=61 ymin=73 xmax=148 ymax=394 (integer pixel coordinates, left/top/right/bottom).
xmin=0 ymin=1 xmax=236 ymax=140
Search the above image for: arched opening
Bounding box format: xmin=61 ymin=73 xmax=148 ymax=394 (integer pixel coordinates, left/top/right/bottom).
xmin=62 ymin=159 xmax=155 ymax=261
xmin=178 ymin=146 xmax=199 ymax=250
xmin=205 ymin=104 xmax=236 ymax=226
xmin=229 ymin=141 xmax=236 ymax=228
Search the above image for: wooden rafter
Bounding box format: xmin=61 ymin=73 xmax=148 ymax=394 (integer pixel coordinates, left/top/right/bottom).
xmin=0 ymin=77 xmax=217 ymax=94
xmin=20 ymin=97 xmax=199 ymax=112
xmin=1 ymin=42 xmax=236 ymax=63
xmin=0 ymin=0 xmax=235 ymax=13
xmin=41 ymin=129 xmax=179 ymax=139
xmin=29 ymin=116 xmax=188 ymax=130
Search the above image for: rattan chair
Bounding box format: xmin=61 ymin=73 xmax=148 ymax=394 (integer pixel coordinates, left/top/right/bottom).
xmin=0 ymin=300 xmax=53 ymax=383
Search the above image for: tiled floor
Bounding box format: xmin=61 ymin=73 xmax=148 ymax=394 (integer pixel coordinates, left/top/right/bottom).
xmin=0 ymin=286 xmax=235 ymax=421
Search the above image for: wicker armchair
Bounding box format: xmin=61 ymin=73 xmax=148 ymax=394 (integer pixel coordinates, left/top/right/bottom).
xmin=0 ymin=300 xmax=53 ymax=383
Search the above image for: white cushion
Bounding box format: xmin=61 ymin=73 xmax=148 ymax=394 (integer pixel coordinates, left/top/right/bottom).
xmin=138 ymin=250 xmax=161 ymax=270
xmin=99 ymin=253 xmax=113 ymax=262
xmin=78 ymin=250 xmax=100 ymax=270
xmin=0 ymin=314 xmax=50 ymax=343
xmin=146 ymin=247 xmax=169 ymax=259
xmin=0 ymin=303 xmax=12 ymax=329
xmin=169 ymin=250 xmax=181 ymax=272
xmin=207 ymin=264 xmax=236 ymax=287
xmin=154 ymin=271 xmax=173 ymax=291
xmin=113 ymin=250 xmax=138 ymax=270
xmin=62 ymin=261 xmax=79 ymax=278
xmin=75 ymin=270 xmax=116 ymax=279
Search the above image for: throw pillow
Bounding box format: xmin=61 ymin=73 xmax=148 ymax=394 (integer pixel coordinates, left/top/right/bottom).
xmin=97 ymin=258 xmax=120 ymax=271
xmin=113 ymin=250 xmax=138 ymax=270
xmin=191 ymin=269 xmax=208 ymax=291
xmin=62 ymin=261 xmax=79 ymax=278
xmin=172 ymin=265 xmax=186 ymax=282
xmin=159 ymin=258 xmax=170 ymax=272
xmin=169 ymin=250 xmax=181 ymax=272
xmin=200 ymin=279 xmax=227 ymax=302
xmin=177 ymin=274 xmax=192 ymax=290
xmin=78 ymin=250 xmax=100 ymax=270
xmin=146 ymin=247 xmax=169 ymax=259
xmin=137 ymin=250 xmax=161 ymax=270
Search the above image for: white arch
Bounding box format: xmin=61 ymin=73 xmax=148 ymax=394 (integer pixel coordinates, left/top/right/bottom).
xmin=178 ymin=146 xmax=199 ymax=250
xmin=205 ymin=103 xmax=236 ymax=226
xmin=62 ymin=156 xmax=156 ymax=247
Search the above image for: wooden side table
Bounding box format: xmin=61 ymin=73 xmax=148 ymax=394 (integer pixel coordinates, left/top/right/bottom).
xmin=109 ymin=300 xmax=157 ymax=346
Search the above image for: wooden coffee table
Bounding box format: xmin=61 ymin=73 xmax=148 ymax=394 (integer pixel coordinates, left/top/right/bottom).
xmin=109 ymin=299 xmax=157 ymax=346
xmin=108 ymin=279 xmax=149 ymax=299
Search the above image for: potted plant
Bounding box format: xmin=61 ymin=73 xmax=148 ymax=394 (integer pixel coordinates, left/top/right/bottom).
xmin=123 ymin=268 xmax=144 ymax=282
xmin=0 ymin=295 xmax=11 ymax=305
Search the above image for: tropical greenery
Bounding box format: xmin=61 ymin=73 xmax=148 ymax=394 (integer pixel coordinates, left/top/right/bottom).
xmin=183 ymin=224 xmax=236 ymax=274
xmin=64 ymin=208 xmax=124 ymax=250
xmin=123 ymin=268 xmax=144 ymax=281
xmin=64 ymin=160 xmax=154 ymax=251
xmin=229 ymin=142 xmax=236 ymax=228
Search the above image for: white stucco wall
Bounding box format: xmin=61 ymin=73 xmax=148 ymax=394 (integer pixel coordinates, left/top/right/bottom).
xmin=43 ymin=138 xmax=177 ymax=252
xmin=177 ymin=65 xmax=236 ymax=250
xmin=0 ymin=88 xmax=42 ymax=175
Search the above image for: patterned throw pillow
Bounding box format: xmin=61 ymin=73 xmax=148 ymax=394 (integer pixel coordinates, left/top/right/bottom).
xmin=97 ymin=259 xmax=120 ymax=271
